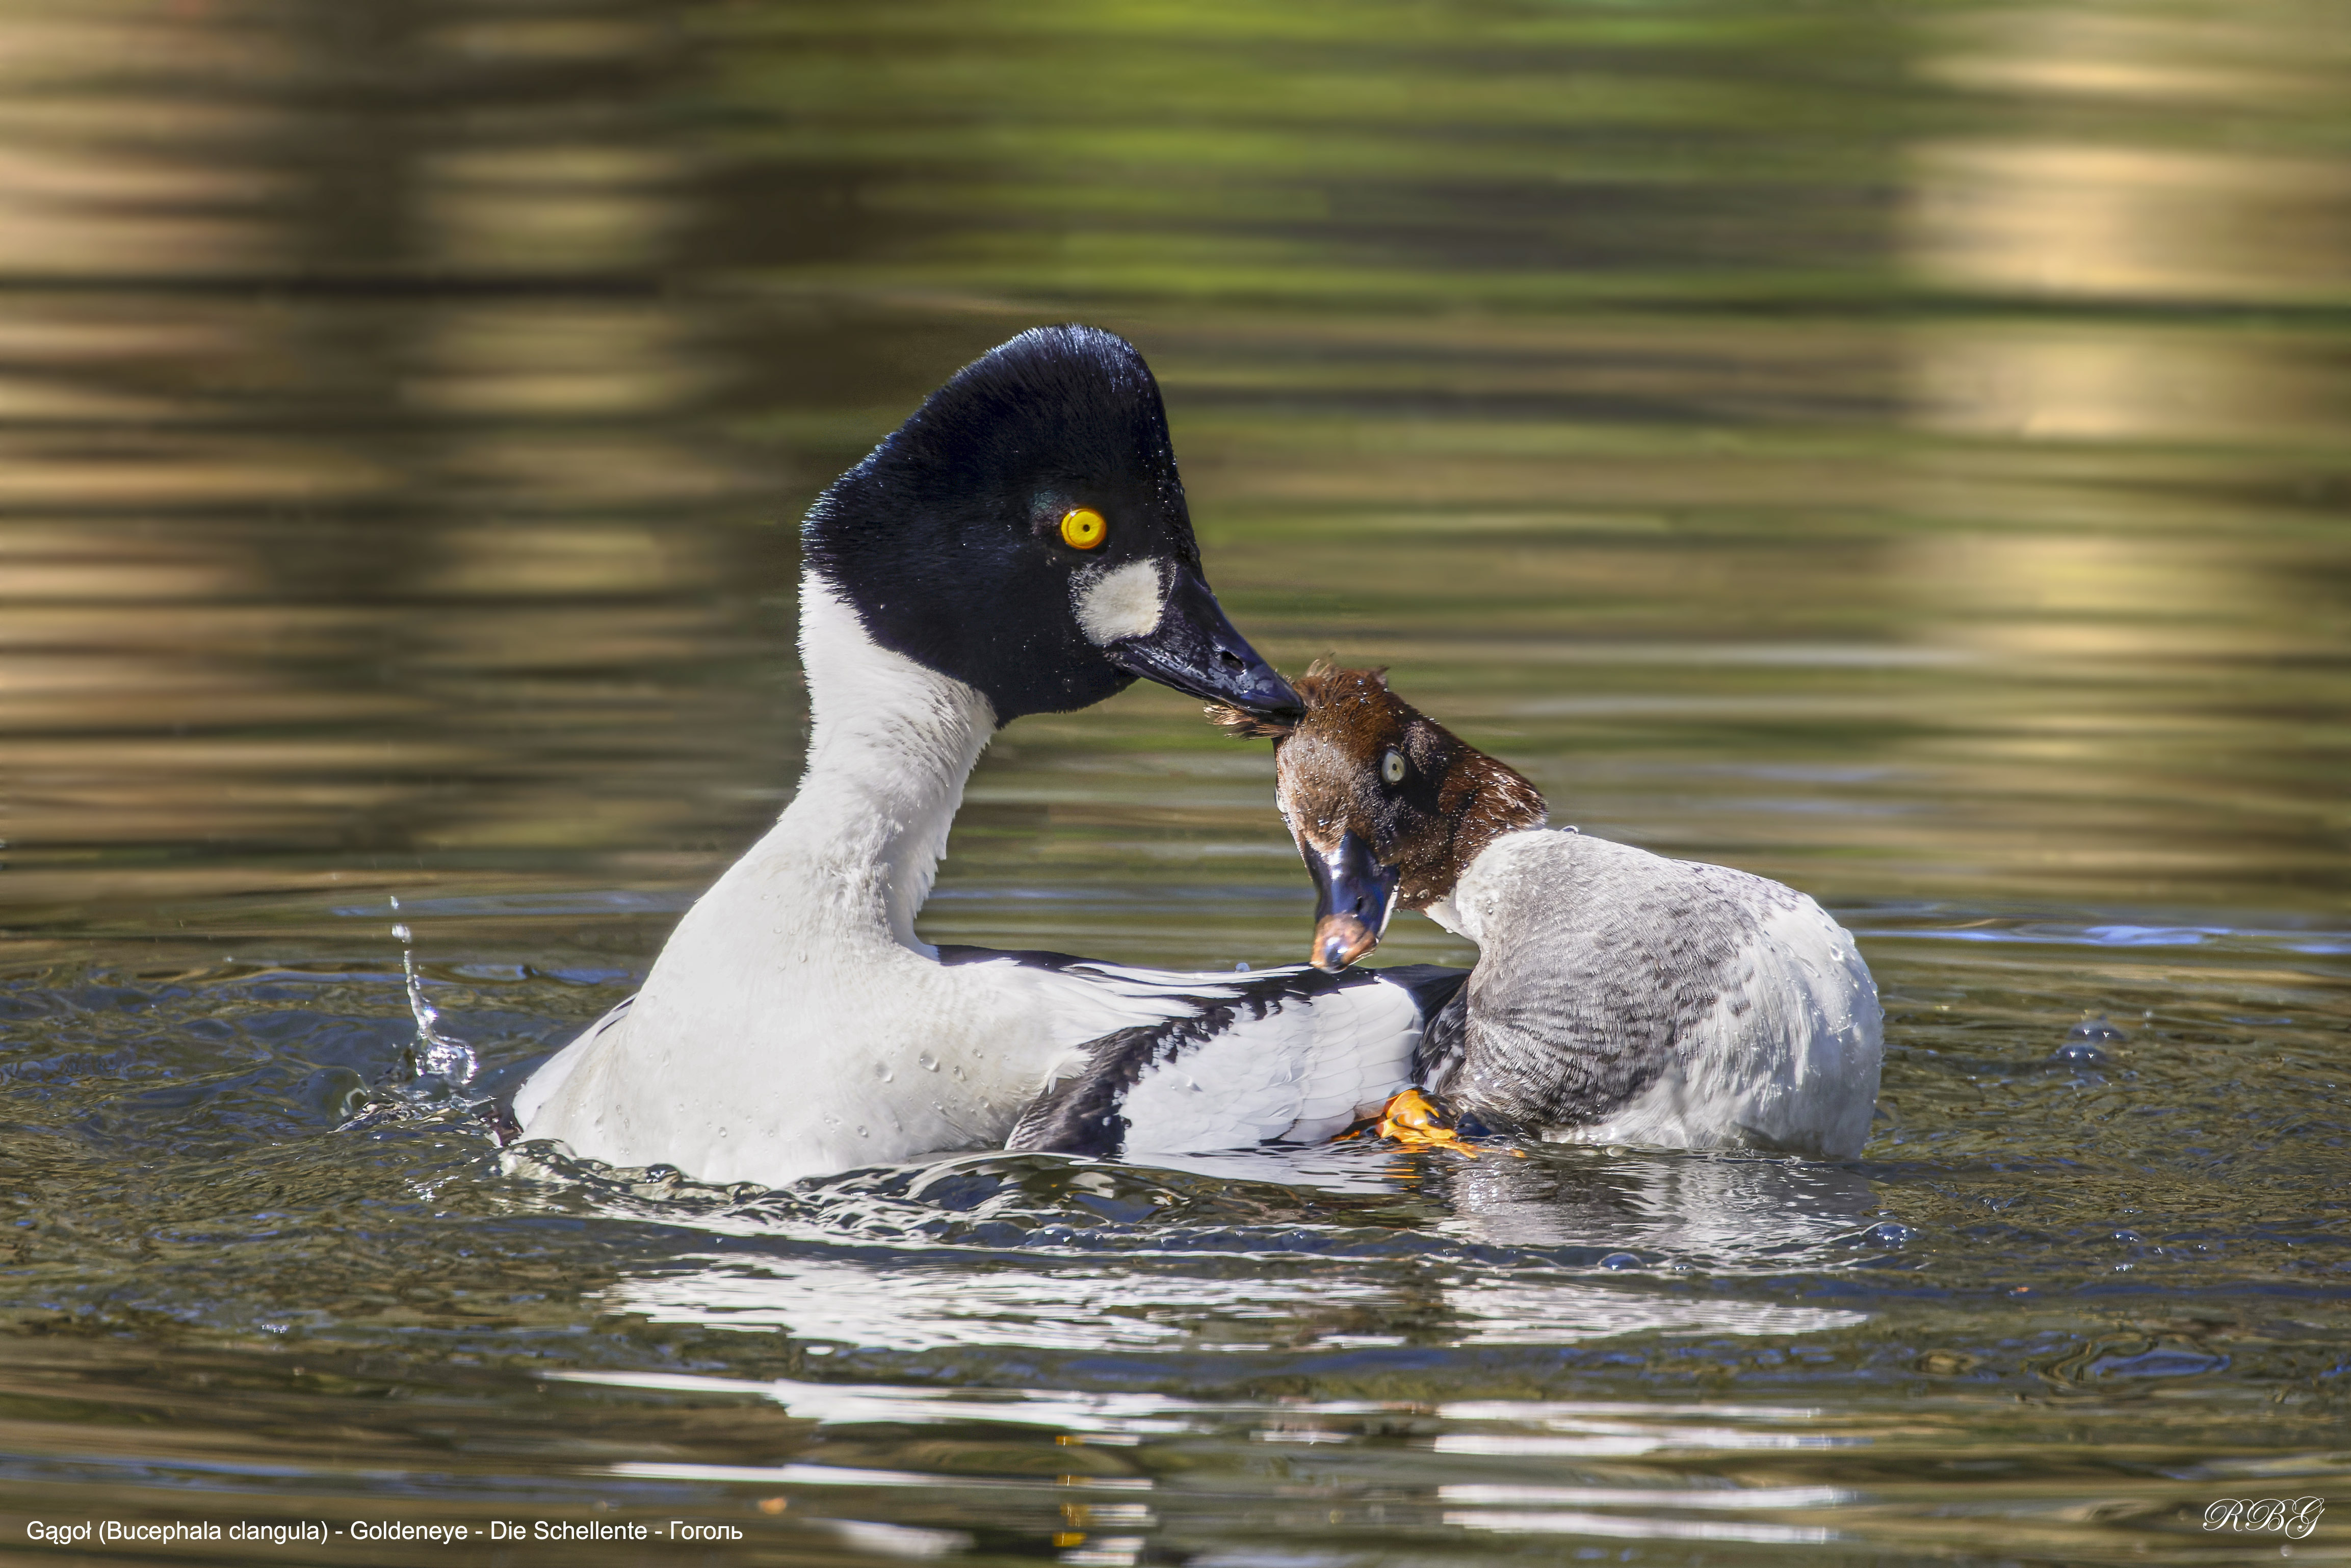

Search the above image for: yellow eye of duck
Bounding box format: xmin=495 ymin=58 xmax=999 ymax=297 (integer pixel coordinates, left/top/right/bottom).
xmin=1381 ymin=749 xmax=1407 ymax=785
xmin=1059 ymin=507 xmax=1107 ymax=550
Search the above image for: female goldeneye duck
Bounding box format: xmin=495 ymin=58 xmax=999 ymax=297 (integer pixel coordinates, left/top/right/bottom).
xmin=1212 ymin=662 xmax=1885 ymax=1160
xmin=506 ymin=328 xmax=1461 ymax=1187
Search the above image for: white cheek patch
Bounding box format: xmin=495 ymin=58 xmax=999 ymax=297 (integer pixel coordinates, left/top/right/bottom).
xmin=1073 ymin=558 xmax=1167 ymax=645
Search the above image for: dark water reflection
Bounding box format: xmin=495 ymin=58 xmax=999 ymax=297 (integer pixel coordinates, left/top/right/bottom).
xmin=2 ymin=1 xmax=2347 ymax=1563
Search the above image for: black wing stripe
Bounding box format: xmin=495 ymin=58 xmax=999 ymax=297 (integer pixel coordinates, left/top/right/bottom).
xmin=936 ymin=943 xmax=1090 ymax=972
xmin=1004 ymin=1021 xmax=1162 ymax=1156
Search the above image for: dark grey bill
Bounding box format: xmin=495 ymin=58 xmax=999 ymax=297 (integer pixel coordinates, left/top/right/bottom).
xmin=1106 ymin=565 xmax=1302 ymax=717
xmin=1307 ymin=829 xmax=1400 ymax=970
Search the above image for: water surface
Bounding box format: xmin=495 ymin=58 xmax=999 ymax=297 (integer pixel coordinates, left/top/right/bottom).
xmin=2 ymin=1 xmax=2347 ymax=1562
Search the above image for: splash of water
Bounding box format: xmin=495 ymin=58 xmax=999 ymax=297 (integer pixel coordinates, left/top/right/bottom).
xmin=391 ymin=895 xmax=477 ymax=1086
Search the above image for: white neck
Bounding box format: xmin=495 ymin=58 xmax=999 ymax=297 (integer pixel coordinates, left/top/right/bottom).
xmin=1415 ymin=830 xmax=1525 ymax=947
xmin=753 ymin=572 xmax=997 ymax=952
xmin=1418 ymin=826 xmax=1566 ymax=948
xmin=1419 ymin=894 xmax=1472 ymax=943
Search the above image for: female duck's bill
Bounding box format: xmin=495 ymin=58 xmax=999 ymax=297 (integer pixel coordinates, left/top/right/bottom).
xmin=1307 ymin=830 xmax=1397 ymax=972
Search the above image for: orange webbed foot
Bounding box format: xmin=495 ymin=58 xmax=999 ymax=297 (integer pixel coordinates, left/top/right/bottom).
xmin=1335 ymin=1090 xmax=1527 ymax=1158
xmin=1370 ymin=1088 xmax=1478 ymax=1157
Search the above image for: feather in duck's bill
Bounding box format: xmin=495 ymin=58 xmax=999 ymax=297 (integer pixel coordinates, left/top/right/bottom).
xmin=1105 ymin=564 xmax=1301 ymax=717
xmin=1308 ymin=829 xmax=1398 ymax=971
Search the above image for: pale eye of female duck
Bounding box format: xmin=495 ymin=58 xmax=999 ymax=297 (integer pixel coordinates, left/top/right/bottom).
xmin=1381 ymin=749 xmax=1407 ymax=785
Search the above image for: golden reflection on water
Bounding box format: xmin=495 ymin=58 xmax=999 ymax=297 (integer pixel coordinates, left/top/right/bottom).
xmin=1907 ymin=141 xmax=2350 ymax=307
xmin=1905 ymin=4 xmax=2350 ymax=446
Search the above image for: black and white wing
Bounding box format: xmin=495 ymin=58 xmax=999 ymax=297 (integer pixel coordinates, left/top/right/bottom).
xmin=1005 ymin=962 xmax=1467 ymax=1158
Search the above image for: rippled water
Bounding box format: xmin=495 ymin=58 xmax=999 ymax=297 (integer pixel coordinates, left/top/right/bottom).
xmin=3 ymin=1 xmax=2347 ymax=1562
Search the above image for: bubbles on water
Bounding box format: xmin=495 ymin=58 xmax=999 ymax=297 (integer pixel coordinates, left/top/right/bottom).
xmin=2052 ymin=1013 xmax=2123 ymax=1066
xmin=1861 ymin=1221 xmax=1915 ymax=1248
xmin=1599 ymin=1251 xmax=1641 ymax=1270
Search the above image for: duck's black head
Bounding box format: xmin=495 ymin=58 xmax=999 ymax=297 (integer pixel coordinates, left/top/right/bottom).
xmin=802 ymin=325 xmax=1300 ymax=724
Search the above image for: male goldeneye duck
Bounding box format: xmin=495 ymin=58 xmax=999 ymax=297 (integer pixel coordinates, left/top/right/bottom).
xmin=1211 ymin=663 xmax=1885 ymax=1159
xmin=508 ymin=328 xmax=1460 ymax=1185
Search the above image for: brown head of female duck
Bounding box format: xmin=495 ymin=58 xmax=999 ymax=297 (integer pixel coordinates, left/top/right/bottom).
xmin=1215 ymin=662 xmax=1546 ymax=972
xmin=1215 ymin=661 xmax=1883 ymax=1158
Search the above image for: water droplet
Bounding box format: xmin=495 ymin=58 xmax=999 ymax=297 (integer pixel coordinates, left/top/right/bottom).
xmin=855 ymin=1125 xmax=869 ymax=1139
xmin=918 ymin=1052 xmax=939 ymax=1073
xmin=873 ymin=1062 xmax=893 ymax=1082
xmin=950 ymin=1065 xmax=965 ymax=1081
xmin=1234 ymin=960 xmax=1251 ymax=973
xmin=391 ymin=924 xmax=412 ymax=944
